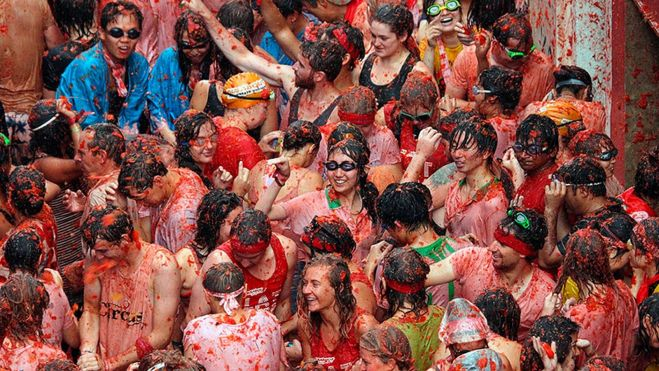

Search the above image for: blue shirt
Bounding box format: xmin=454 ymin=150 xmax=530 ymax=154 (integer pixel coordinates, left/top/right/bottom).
xmin=56 ymin=42 xmax=149 ymax=134
xmin=259 ymin=26 xmax=307 ymax=66
xmin=146 ymin=47 xmax=191 ymax=132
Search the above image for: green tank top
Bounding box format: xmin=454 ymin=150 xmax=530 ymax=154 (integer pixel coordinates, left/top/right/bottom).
xmin=413 ymin=237 xmax=456 ymax=302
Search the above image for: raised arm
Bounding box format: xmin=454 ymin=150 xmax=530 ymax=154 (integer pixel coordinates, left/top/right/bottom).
xmin=260 ymin=0 xmax=302 ymax=62
xmin=425 ymin=253 xmax=458 ymax=287
xmin=183 ymin=0 xmax=295 ymax=92
xmin=254 ymin=157 xmax=290 ymax=221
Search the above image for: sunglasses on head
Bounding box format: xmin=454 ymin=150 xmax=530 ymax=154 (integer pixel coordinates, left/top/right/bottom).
xmin=556 ymin=118 xmax=583 ymax=128
xmin=181 ymin=40 xmax=209 ymax=50
xmin=598 ymin=148 xmax=618 ymax=161
xmin=471 ymin=85 xmax=493 ymax=96
xmin=500 ymin=43 xmax=536 ymax=60
xmin=400 ymin=109 xmax=433 ymax=122
xmin=551 ymin=173 xmax=605 ymax=188
xmin=426 ymin=0 xmax=461 ymax=16
xmin=507 ymin=208 xmax=531 ymax=230
xmin=512 ymin=142 xmax=549 ymax=155
xmin=107 ymin=27 xmax=141 ymax=40
xmin=324 ymin=161 xmax=357 ymax=172
xmin=223 ymin=90 xmax=275 ymax=101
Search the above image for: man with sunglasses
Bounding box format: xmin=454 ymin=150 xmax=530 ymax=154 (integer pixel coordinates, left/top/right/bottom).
xmin=541 ymin=156 xmax=636 ymax=271
xmin=446 ymin=12 xmax=553 ymax=112
xmin=57 ymin=1 xmax=148 ymax=135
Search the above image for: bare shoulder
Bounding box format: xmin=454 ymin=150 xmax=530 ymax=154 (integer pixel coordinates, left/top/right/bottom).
xmin=355 ymin=312 xmax=378 ymax=336
xmin=151 ymin=248 xmax=179 ymax=271
xmin=412 ymin=60 xmax=433 ymax=76
xmin=275 ymin=233 xmax=297 ymax=259
xmin=44 ymin=268 xmax=64 ymax=287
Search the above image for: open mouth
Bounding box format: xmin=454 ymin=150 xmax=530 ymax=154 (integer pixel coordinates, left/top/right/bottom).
xmin=440 ymin=17 xmax=454 ymax=25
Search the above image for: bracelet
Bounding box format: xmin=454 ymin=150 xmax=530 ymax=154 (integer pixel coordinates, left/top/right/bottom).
xmin=274 ymin=174 xmax=287 ymax=187
xmin=71 ymin=124 xmax=81 ymax=133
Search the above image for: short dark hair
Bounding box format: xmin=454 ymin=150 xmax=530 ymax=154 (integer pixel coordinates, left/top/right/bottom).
xmin=230 ymin=209 xmax=272 ymax=246
xmin=86 ymin=124 xmax=126 ymax=165
xmin=554 ymin=65 xmax=593 ymax=97
xmin=555 ymin=156 xmax=607 ymax=197
xmin=516 ymin=114 xmax=559 ymax=153
xmin=582 ymin=356 xmax=625 ymax=371
xmin=283 ymin=120 xmax=321 ymax=151
xmin=638 ymin=294 xmax=659 ymax=354
xmin=478 ymin=66 xmax=523 ymax=113
xmin=377 ymin=182 xmax=434 ymax=232
xmin=274 ymin=0 xmax=302 ymax=17
xmin=8 ymin=166 xmax=45 ymax=217
xmin=328 ymin=122 xmax=368 ymax=150
xmin=521 ymin=315 xmax=580 ymax=369
xmin=300 ymin=40 xmax=345 ymax=82
xmin=194 ymin=189 xmax=242 ymax=254
xmin=383 ymin=248 xmax=429 ymax=318
xmin=218 ymin=0 xmax=254 ymax=33
xmin=467 ymin=0 xmax=516 ymax=31
xmin=37 ymin=359 xmax=81 ymax=371
xmin=635 ymin=146 xmax=659 ymax=202
xmin=499 ymin=207 xmax=548 ymax=251
xmin=474 ymin=288 xmax=520 ymax=341
xmin=53 ymin=0 xmax=96 ymax=37
xmin=81 ymin=206 xmax=134 ymax=248
xmin=203 ymin=262 xmax=245 ymax=294
xmin=138 ymin=350 xmax=205 ymax=371
xmin=301 ymin=215 xmax=356 ymax=260
xmin=449 ymin=117 xmax=497 ymax=156
xmin=322 ymin=22 xmax=365 ymax=69
xmin=492 ymin=12 xmax=533 ymax=51
xmin=118 ymin=151 xmax=168 ymax=195
xmin=435 ymin=109 xmax=482 ymax=137
xmin=28 ymin=99 xmax=73 ymax=158
xmin=4 ymin=230 xmax=42 ymax=274
xmin=100 ymin=0 xmax=143 ymax=30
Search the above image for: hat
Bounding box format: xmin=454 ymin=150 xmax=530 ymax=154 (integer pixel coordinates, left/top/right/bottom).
xmin=537 ymin=101 xmax=582 ymax=137
xmin=439 ymin=298 xmax=490 ymax=345
xmin=221 ymin=72 xmax=274 ymax=109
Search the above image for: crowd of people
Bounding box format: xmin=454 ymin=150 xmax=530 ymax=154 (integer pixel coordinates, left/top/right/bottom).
xmin=0 ymin=0 xmax=657 ymax=369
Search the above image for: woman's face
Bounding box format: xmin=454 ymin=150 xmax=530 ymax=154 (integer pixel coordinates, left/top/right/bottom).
xmin=327 ymin=151 xmax=360 ymax=196
xmin=593 ymin=143 xmax=617 ymax=178
xmin=359 ymin=348 xmax=395 ymax=371
xmin=188 ymin=122 xmax=218 ymax=165
xmin=370 ymin=21 xmax=406 ymax=58
xmin=449 ymin=133 xmax=488 ymax=174
xmin=301 ymin=265 xmax=336 ymax=312
xmin=180 ymin=30 xmax=210 ymax=66
xmin=428 ymin=0 xmax=461 ymax=34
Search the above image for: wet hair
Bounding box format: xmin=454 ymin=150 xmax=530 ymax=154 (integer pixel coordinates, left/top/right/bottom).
xmin=449 ymin=117 xmax=497 ymax=156
xmin=377 ymin=182 xmax=437 ymax=233
xmin=395 ymin=72 xmax=439 ymax=138
xmin=230 ymin=209 xmax=272 ymax=247
xmin=328 ymin=138 xmax=379 ymax=223
xmin=218 ymin=0 xmax=254 ymax=33
xmin=175 ymin=11 xmax=219 ymax=89
xmin=100 ymin=0 xmax=143 ymax=30
xmin=492 ymin=12 xmax=533 ymax=51
xmin=0 ymin=296 xmax=9 ymax=342
xmin=634 ymin=146 xmax=658 ymax=202
xmin=194 ymin=189 xmax=242 ymax=258
xmin=81 ymin=206 xmax=134 ymax=249
xmin=632 ymin=218 xmax=659 ymax=260
xmin=85 ymin=124 xmax=126 ymax=165
xmin=322 ymin=22 xmax=366 ymax=69
xmin=372 ymin=4 xmax=418 ymax=57
xmin=174 ymin=110 xmax=216 ymax=187
xmin=554 ymin=65 xmax=593 ymax=100
xmin=499 ymin=207 xmax=548 ymax=251
xmin=581 ymin=356 xmax=625 ymax=371
xmin=637 ymin=294 xmax=659 ymax=354
xmin=478 ymin=66 xmax=523 ymax=113
xmin=118 ymin=151 xmax=168 ymax=195
xmin=555 ymin=229 xmax=615 ymax=300
xmin=298 ymin=254 xmax=356 ymax=341
xmin=274 ymin=0 xmax=303 ymax=17
xmin=467 ymin=0 xmax=516 ymax=31
xmin=53 ymin=0 xmax=96 ymax=37
xmin=126 ymin=134 xmax=173 ymax=160
xmin=474 ymin=289 xmax=520 ymax=341
xmin=203 ymin=262 xmax=245 ymax=294
xmin=0 ymin=272 xmax=50 ymax=341
xmin=338 ymin=86 xmax=376 ymax=116
xmin=383 ymin=248 xmax=430 ymax=318
xmin=282 ymin=120 xmax=321 ymax=152
xmin=302 ymin=215 xmax=356 ymax=260
xmin=521 ymin=315 xmax=580 ymax=370
xmin=327 ymin=122 xmax=369 ymax=149
xmin=137 ymin=350 xmax=205 ymax=371
xmin=555 ymin=156 xmax=607 ymax=197
xmin=435 ymin=109 xmax=482 ymax=138
xmin=4 ymin=230 xmax=42 ymax=275
xmin=360 ymin=325 xmax=413 ymax=370
xmin=28 ymin=99 xmax=74 ymax=158
xmin=569 ymin=131 xmax=616 ymax=159
xmin=37 ymin=359 xmax=81 ymax=371
xmin=516 ymin=114 xmax=559 ymax=154
xmin=300 ymin=40 xmax=344 ymax=82
xmin=8 ymin=166 xmax=46 ymax=217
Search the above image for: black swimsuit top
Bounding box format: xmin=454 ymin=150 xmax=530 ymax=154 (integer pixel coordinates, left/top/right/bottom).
xmin=288 ymin=88 xmax=340 ymax=127
xmin=358 ymin=52 xmax=418 ymax=109
xmin=203 ymin=83 xmax=226 ymax=117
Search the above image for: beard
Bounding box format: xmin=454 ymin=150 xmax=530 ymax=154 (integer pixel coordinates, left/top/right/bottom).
xmin=295 ymin=72 xmax=315 ymax=89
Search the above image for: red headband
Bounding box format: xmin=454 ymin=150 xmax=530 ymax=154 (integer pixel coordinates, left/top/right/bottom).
xmin=230 ymin=235 xmax=270 ymax=255
xmin=385 ymin=278 xmax=425 ymax=294
xmin=332 ymin=28 xmax=359 ymax=62
xmin=338 ymin=110 xmax=375 ymax=126
xmin=494 ymin=227 xmax=536 ymax=257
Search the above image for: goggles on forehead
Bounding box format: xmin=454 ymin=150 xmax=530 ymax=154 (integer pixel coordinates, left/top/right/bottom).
xmin=427 ymin=0 xmax=461 ymax=16
xmin=507 ymin=208 xmax=531 ymax=230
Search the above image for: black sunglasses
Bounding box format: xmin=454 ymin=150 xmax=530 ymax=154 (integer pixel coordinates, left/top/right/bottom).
xmin=324 ymin=161 xmax=357 ymax=172
xmin=598 ymin=148 xmax=618 ymax=161
xmin=107 ymin=27 xmax=141 ymax=40
xmin=512 ymin=142 xmax=549 ymax=156
xmin=400 ymin=109 xmax=434 ymax=122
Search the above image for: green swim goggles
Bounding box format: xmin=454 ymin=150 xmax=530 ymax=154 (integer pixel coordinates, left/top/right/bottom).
xmin=426 ymin=0 xmax=461 ymax=16
xmin=507 ymin=208 xmax=531 ymax=230
xmin=503 ymin=44 xmax=536 ymax=60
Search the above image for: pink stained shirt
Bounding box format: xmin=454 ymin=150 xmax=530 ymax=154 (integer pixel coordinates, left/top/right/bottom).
xmin=451 ymin=246 xmax=556 ymax=340
xmin=41 ymin=269 xmax=76 ymax=346
xmin=487 ymin=116 xmax=518 ymax=160
xmin=366 ymin=125 xmax=402 ymax=166
xmin=183 ymin=309 xmax=284 ymax=370
xmin=279 ymin=188 xmax=378 ymax=263
xmin=444 ymin=178 xmax=509 ymax=246
xmin=0 ymin=340 xmax=66 ymax=370
xmin=448 ymin=46 xmax=554 ymax=111
xmin=150 ymin=168 xmax=208 ymax=253
xmin=520 ymin=98 xmax=606 ymax=134
xmin=564 ymin=281 xmax=639 ymax=364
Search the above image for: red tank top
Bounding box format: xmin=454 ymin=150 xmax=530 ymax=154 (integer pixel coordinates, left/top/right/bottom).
xmin=220 ymin=236 xmax=288 ymax=312
xmin=399 ymin=122 xmax=448 ymax=182
xmin=309 ymin=311 xmax=363 ymax=370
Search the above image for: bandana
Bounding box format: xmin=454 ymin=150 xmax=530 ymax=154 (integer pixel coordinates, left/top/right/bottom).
xmin=102 ymin=47 xmax=128 ymax=98
xmin=337 ymin=110 xmax=375 ymax=126
xmin=385 ymin=278 xmax=425 ymax=294
xmin=494 ymin=227 xmax=536 ymax=257
xmin=331 ymin=27 xmax=359 ymax=62
xmin=205 ymin=286 xmax=244 ymax=316
xmin=230 ymin=235 xmax=270 ymax=255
